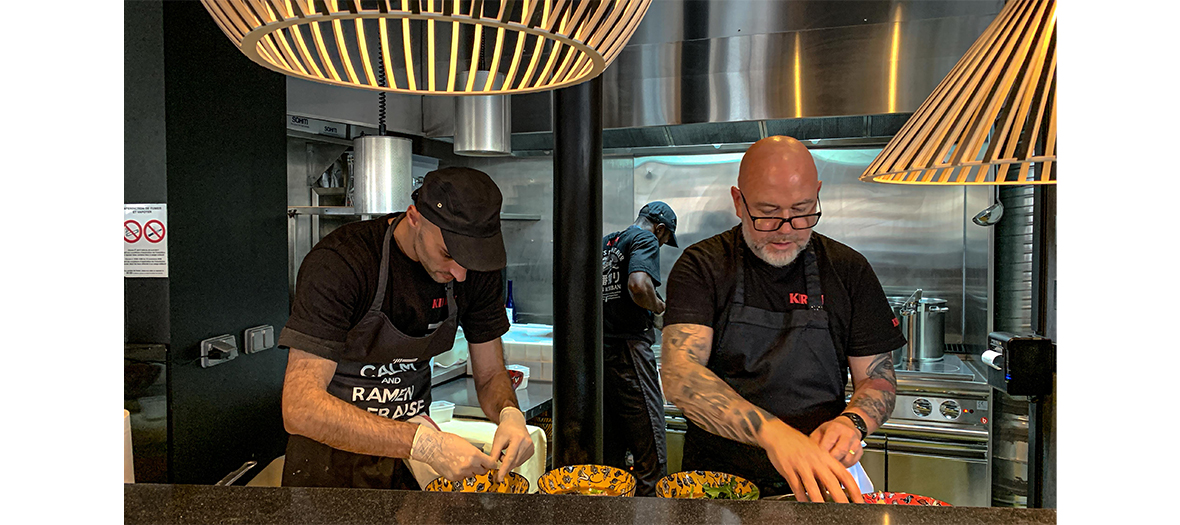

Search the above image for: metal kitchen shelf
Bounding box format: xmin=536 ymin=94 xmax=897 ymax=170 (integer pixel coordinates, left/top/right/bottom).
xmin=288 ymin=206 xmax=541 ymax=221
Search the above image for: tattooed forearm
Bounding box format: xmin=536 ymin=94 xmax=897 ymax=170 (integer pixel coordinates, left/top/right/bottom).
xmin=847 ymin=354 xmax=898 ymax=430
xmin=661 ymin=324 xmax=778 ymax=446
xmin=866 ymin=354 xmax=898 ymax=390
xmin=662 ymin=324 xmax=713 ymax=365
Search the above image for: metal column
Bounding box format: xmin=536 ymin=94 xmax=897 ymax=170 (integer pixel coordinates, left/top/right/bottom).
xmin=1028 ymin=184 xmax=1056 ymax=509
xmin=551 ymin=76 xmax=604 ymax=467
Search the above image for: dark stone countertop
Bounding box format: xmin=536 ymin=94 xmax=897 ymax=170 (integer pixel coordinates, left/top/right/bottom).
xmin=431 ymin=377 xmax=553 ymax=420
xmin=125 ymin=483 xmax=1056 ymax=525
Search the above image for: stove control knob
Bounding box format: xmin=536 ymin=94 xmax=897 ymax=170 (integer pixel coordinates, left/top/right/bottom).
xmin=912 ymin=398 xmax=932 ymax=417
xmin=940 ymin=400 xmax=961 ymax=420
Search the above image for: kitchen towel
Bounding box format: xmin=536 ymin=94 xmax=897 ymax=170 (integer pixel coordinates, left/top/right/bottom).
xmin=848 ymin=461 xmax=873 ymax=494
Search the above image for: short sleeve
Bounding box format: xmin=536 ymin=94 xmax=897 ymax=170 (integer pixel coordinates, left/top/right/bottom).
xmin=457 ymin=271 xmax=510 ymax=345
xmin=663 ymin=246 xmax=718 ymax=328
xmin=277 ymin=248 xmax=363 ymax=362
xmin=627 ymin=231 xmax=662 ymax=286
xmin=844 ymin=255 xmax=908 ymax=357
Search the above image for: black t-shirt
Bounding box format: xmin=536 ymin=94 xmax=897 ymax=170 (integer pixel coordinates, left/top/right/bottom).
xmin=602 ymin=225 xmax=662 ymax=343
xmin=279 ymin=213 xmax=510 ymax=361
xmin=664 ymin=226 xmax=905 ymax=361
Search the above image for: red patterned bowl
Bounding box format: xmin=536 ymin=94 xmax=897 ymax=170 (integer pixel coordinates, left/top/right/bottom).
xmin=861 ymin=492 xmax=951 ymax=506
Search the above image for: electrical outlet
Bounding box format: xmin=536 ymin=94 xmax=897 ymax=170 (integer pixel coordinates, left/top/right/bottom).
xmin=200 ymin=334 xmax=238 ymax=368
xmin=244 ymin=325 xmax=275 ymax=354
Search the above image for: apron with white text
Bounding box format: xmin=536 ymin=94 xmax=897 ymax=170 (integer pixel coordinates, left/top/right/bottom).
xmin=283 ymin=214 xmax=458 ymax=489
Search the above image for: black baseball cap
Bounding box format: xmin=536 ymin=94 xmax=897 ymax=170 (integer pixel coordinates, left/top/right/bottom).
xmin=639 ymin=201 xmax=678 ymax=247
xmin=413 ymin=167 xmax=507 ymax=272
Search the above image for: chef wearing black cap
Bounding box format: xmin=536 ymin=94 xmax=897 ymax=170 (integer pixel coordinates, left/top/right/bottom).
xmin=278 ymin=167 xmax=534 ymax=490
xmin=600 ymin=201 xmax=678 ymax=496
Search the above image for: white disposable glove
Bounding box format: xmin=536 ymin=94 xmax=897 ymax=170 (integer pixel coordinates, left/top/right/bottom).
xmin=488 ymin=406 xmax=535 ymax=483
xmin=410 ymin=423 xmax=496 ymax=482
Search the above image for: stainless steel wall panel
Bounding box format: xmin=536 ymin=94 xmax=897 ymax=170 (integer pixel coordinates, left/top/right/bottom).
xmin=603 ymin=157 xmax=641 ymax=240
xmin=633 ymin=153 xmax=746 ymax=288
xmin=964 ymin=187 xmax=992 ymax=349
xmin=467 ymin=156 xmax=555 ymax=324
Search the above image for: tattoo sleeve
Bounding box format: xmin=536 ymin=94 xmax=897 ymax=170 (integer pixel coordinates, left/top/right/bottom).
xmin=846 ymin=353 xmax=898 ymax=430
xmin=661 ymin=324 xmax=777 ymax=446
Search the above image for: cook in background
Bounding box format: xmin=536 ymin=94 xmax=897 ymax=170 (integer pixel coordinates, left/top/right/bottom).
xmin=600 ymin=202 xmax=680 ymax=496
xmin=660 ymin=136 xmax=904 ymax=502
xmin=277 ymin=167 xmax=534 ymax=489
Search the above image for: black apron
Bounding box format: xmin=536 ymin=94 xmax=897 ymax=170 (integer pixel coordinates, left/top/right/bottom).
xmin=283 ymin=214 xmax=459 ymax=489
xmin=602 ymin=336 xmax=667 ymax=497
xmin=681 ymin=239 xmax=847 ymax=497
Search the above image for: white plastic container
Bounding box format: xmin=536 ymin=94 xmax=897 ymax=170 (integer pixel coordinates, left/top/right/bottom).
xmin=430 ymin=400 xmax=455 ymax=424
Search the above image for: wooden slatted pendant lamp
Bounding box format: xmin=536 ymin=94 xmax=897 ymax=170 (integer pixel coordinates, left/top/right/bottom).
xmin=860 ymin=0 xmax=1056 ymax=185
xmin=200 ymin=0 xmax=651 ymax=95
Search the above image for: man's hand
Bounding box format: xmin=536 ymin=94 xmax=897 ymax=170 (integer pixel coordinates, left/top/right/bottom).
xmin=758 ymin=419 xmax=864 ymax=503
xmin=810 ymin=417 xmax=864 ymax=468
xmin=489 ymin=407 xmax=535 ymax=482
xmin=410 ymin=424 xmax=496 ymax=482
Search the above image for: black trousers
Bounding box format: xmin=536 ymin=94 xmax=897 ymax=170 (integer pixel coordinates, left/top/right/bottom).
xmin=603 ymin=337 xmax=667 ymax=497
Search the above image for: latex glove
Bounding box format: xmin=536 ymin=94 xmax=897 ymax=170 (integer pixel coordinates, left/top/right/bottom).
xmin=489 ymin=406 xmax=535 ymax=483
xmin=410 ymin=423 xmax=496 ymax=482
xmin=758 ymin=419 xmax=864 ymax=503
xmin=809 ymin=417 xmax=865 ymax=468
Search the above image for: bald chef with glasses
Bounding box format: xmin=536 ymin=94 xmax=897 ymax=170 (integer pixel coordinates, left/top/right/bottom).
xmin=659 ymin=136 xmax=906 ymax=503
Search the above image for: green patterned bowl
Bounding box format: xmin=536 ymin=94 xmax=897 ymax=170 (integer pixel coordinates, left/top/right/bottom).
xmin=423 ymin=470 xmax=529 ymax=494
xmin=536 ymin=464 xmax=636 ymax=497
xmin=656 ymin=470 xmax=760 ymax=500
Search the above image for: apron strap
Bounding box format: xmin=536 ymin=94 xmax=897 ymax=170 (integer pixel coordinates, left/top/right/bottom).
xmin=802 ymin=242 xmax=823 ymax=311
xmin=367 ymin=215 xmax=400 ymax=314
xmin=801 ymin=239 xmax=847 ymax=372
xmin=732 ymin=243 xmax=747 ymax=304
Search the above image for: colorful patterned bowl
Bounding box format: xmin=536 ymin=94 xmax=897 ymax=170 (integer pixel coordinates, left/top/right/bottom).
xmin=423 ymin=470 xmax=529 ymax=494
xmin=656 ymin=470 xmax=760 ymax=500
xmin=862 ymin=491 xmax=951 ymax=506
xmin=536 ymin=464 xmax=636 ymax=497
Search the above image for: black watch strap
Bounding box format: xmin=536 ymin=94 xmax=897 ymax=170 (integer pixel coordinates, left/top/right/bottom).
xmin=840 ymin=412 xmax=868 ymax=440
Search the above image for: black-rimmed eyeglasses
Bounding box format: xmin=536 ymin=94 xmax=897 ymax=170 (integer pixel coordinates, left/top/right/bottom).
xmin=738 ymin=189 xmax=822 ymax=232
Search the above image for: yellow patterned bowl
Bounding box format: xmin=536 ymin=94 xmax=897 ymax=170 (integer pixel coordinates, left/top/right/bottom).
xmin=656 ymin=470 xmax=760 ymax=500
xmin=536 ymin=464 xmax=636 ymax=497
xmin=423 ymin=470 xmax=529 ymax=494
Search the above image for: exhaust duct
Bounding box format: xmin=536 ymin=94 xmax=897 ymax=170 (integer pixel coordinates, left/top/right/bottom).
xmin=352 ymin=135 xmax=413 ymax=214
xmin=454 ymin=71 xmax=512 ymax=157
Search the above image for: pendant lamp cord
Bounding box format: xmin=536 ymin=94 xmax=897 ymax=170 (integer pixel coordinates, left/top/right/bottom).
xmin=377 ymin=44 xmax=387 ymax=136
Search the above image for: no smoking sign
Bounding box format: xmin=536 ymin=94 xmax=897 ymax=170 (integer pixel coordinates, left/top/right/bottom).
xmin=125 ymin=204 xmax=169 ymax=278
xmin=144 ymin=220 xmax=166 ymax=243
xmin=125 ymin=220 xmax=142 ymax=243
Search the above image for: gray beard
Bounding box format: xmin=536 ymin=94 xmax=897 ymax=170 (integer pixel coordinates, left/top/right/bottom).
xmin=741 ymin=221 xmax=810 ymax=268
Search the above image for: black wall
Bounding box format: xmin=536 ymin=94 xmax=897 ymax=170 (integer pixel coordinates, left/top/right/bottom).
xmin=125 ymin=0 xmax=290 ymax=484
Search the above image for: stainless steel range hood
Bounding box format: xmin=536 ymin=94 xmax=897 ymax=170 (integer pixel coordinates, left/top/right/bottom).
xmin=420 ymin=0 xmax=1003 ymax=152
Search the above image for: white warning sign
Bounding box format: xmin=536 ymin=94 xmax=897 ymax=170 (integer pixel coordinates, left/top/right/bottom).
xmin=125 ymin=204 xmax=168 ymax=278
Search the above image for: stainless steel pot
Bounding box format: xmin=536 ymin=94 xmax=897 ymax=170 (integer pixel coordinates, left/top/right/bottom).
xmin=888 ymin=294 xmax=949 ymax=367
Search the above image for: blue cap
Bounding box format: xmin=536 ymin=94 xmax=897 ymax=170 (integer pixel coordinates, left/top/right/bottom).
xmin=639 ymin=201 xmax=678 ymax=247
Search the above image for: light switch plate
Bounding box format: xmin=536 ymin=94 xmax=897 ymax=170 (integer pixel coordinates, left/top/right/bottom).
xmin=244 ymin=325 xmax=275 ymax=354
xmin=201 ymin=334 xmax=238 ymax=368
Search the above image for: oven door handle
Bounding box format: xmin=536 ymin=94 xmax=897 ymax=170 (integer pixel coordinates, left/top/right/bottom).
xmin=884 ymin=437 xmax=988 ymax=462
xmin=875 ymin=421 xmax=989 ymax=443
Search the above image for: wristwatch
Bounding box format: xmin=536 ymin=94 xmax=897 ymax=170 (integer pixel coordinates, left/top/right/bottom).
xmin=840 ymin=412 xmax=868 ymax=440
